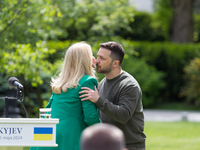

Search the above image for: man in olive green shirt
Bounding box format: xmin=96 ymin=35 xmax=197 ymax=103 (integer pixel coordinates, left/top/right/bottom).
xmin=80 ymin=41 xmax=146 ymax=150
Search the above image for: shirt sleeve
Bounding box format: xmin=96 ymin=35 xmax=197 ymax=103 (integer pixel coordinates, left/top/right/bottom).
xmin=95 ymin=83 xmax=142 ymax=124
xmin=81 ymin=78 xmax=101 ymax=126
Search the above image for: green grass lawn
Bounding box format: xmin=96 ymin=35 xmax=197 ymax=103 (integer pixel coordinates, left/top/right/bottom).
xmin=145 ymin=121 xmax=200 ymax=150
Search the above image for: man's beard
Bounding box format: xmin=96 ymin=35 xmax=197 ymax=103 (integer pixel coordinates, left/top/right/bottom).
xmin=96 ymin=63 xmax=112 ymax=73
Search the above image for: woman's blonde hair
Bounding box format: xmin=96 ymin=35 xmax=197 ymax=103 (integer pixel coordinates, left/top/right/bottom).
xmin=51 ymin=42 xmax=96 ymax=94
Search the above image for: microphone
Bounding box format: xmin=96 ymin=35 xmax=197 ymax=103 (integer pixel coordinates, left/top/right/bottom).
xmin=7 ymin=77 xmax=28 ymax=118
xmin=8 ymin=77 xmax=24 ymax=89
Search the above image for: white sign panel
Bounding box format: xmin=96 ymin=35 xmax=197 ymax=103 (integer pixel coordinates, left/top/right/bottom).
xmin=0 ymin=118 xmax=59 ymax=147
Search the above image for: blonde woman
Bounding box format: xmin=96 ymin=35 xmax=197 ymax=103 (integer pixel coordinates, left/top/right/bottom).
xmin=30 ymin=42 xmax=101 ymax=150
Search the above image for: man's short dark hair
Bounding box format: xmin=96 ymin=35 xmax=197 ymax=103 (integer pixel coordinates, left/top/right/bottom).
xmin=81 ymin=124 xmax=126 ymax=150
xmin=100 ymin=41 xmax=125 ymax=65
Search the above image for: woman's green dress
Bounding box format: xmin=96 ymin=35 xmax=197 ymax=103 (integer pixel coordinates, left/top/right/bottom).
xmin=30 ymin=75 xmax=101 ymax=150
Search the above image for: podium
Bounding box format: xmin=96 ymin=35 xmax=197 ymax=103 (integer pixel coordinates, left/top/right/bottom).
xmin=0 ymin=118 xmax=59 ymax=147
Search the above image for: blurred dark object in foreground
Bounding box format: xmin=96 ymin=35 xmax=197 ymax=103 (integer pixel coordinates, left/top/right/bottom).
xmin=0 ymin=87 xmax=21 ymax=118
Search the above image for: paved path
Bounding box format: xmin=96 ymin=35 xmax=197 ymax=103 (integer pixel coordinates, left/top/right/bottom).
xmin=143 ymin=109 xmax=200 ymax=122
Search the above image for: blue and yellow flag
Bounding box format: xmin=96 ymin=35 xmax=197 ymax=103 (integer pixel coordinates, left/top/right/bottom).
xmin=34 ymin=127 xmax=53 ymax=141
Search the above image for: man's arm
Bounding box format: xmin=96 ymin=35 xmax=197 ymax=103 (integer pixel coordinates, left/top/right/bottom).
xmin=79 ymin=85 xmax=141 ymax=124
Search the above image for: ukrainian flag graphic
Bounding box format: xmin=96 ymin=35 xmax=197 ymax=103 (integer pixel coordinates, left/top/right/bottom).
xmin=34 ymin=127 xmax=53 ymax=141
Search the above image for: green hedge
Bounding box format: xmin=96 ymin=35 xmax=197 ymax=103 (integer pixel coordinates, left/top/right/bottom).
xmin=133 ymin=42 xmax=200 ymax=102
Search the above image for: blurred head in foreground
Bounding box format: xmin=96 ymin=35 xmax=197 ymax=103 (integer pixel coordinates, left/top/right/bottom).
xmin=80 ymin=123 xmax=127 ymax=150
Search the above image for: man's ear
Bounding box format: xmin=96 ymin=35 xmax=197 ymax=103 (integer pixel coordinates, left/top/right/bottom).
xmin=113 ymin=60 xmax=120 ymax=67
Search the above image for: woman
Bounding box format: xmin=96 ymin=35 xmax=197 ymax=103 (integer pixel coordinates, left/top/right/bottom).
xmin=30 ymin=42 xmax=101 ymax=150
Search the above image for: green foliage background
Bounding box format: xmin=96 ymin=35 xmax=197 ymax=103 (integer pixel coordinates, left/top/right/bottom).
xmin=0 ymin=0 xmax=200 ymax=117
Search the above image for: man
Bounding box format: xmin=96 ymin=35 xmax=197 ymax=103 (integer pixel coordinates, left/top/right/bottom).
xmin=80 ymin=123 xmax=127 ymax=150
xmin=79 ymin=41 xmax=146 ymax=150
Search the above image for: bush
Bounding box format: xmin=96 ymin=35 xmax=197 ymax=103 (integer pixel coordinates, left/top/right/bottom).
xmin=181 ymin=57 xmax=200 ymax=105
xmin=120 ymin=12 xmax=166 ymax=41
xmin=133 ymin=42 xmax=200 ymax=102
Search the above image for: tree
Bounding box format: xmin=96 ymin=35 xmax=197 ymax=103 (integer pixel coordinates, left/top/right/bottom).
xmin=88 ymin=0 xmax=134 ymax=39
xmin=170 ymin=0 xmax=194 ymax=43
xmin=53 ymin=0 xmax=135 ymax=41
xmin=0 ymin=0 xmax=63 ymax=48
xmin=0 ymin=0 xmax=63 ymax=114
xmin=154 ymin=0 xmax=195 ymax=43
xmin=0 ymin=0 xmax=136 ymax=117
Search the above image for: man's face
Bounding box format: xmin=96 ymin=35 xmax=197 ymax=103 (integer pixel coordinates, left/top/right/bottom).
xmin=96 ymin=48 xmax=113 ymax=74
